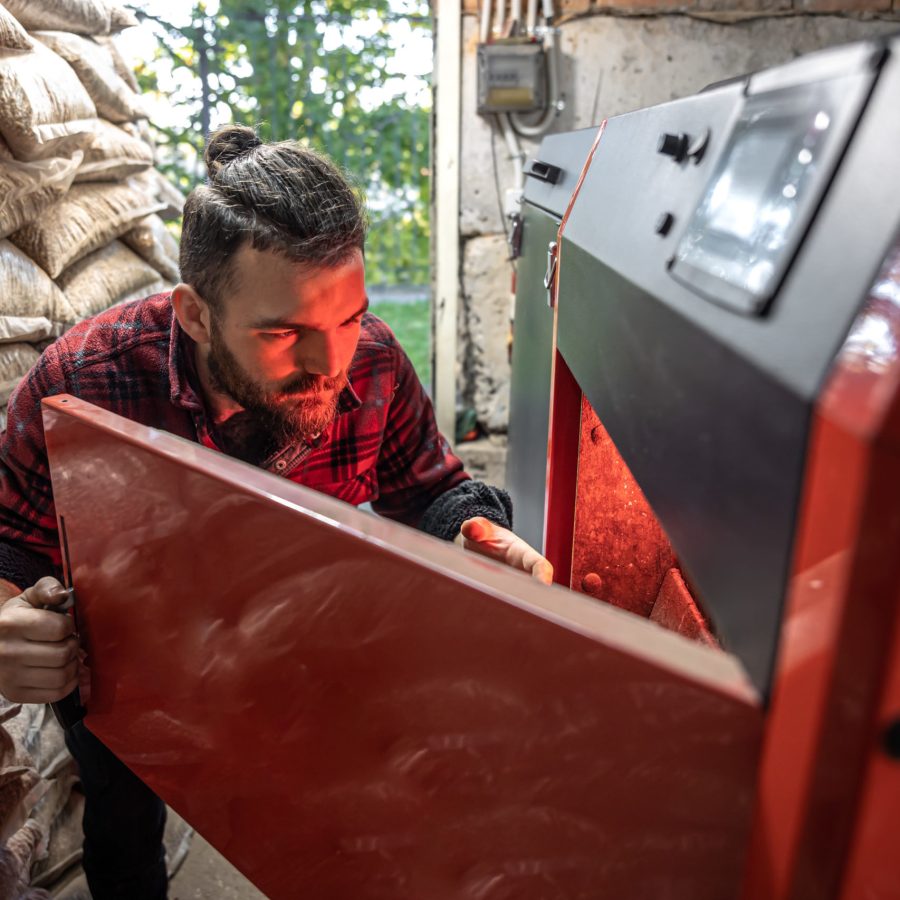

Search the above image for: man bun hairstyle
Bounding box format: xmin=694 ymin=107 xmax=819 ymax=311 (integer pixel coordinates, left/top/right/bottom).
xmin=180 ymin=124 xmax=368 ymax=312
xmin=203 ymin=123 xmax=262 ymax=178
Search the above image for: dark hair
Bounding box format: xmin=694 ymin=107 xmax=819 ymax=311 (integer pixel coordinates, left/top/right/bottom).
xmin=180 ymin=124 xmax=368 ymax=310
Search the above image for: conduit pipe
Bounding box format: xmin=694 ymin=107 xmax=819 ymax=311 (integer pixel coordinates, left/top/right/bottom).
xmin=499 ymin=112 xmax=525 ymax=192
xmin=526 ymin=0 xmax=538 ymax=35
xmin=511 ymin=0 xmax=522 ymax=30
xmin=493 ymin=0 xmax=506 ymax=38
xmin=510 ymin=24 xmax=559 ymax=137
xmin=480 ymin=0 xmax=492 ymax=42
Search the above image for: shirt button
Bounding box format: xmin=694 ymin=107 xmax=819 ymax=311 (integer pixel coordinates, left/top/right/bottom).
xmin=275 ymin=460 xmax=287 ymax=471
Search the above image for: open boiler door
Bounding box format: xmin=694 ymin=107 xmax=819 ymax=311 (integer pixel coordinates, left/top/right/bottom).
xmin=43 ymin=394 xmax=759 ymax=900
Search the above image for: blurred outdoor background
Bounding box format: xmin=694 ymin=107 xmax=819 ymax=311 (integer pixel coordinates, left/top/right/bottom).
xmin=120 ymin=0 xmax=433 ymax=385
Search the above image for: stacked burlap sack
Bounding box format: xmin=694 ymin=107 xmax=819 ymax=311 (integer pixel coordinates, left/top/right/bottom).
xmin=0 ymin=701 xmax=79 ymax=899
xmin=0 ymin=2 xmax=187 ymax=894
xmin=0 ymin=0 xmax=184 ymax=434
xmin=0 ymin=700 xmax=195 ymax=899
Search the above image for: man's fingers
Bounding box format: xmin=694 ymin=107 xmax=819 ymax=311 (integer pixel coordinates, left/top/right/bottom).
xmin=0 ymin=579 xmax=80 ymax=705
xmin=16 ymin=577 xmax=69 ymax=610
xmin=4 ymin=676 xmax=80 ymax=705
xmin=19 ymin=658 xmax=79 ymax=691
xmin=518 ymin=544 xmax=555 ymax=585
xmin=5 ymin=634 xmax=80 ymax=668
xmin=0 ymin=658 xmax=80 ymax=702
xmin=0 ymin=578 xmax=74 ymax=646
xmin=0 ymin=607 xmax=75 ymax=642
xmin=531 ymin=557 xmax=555 ymax=585
xmin=461 ymin=518 xmax=554 ymax=584
xmin=462 ymin=537 xmax=503 ymax=560
xmin=460 ymin=517 xmax=498 ymax=544
xmin=466 ymin=536 xmax=554 ymax=584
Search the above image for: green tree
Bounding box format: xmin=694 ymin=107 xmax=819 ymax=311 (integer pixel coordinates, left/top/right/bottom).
xmin=135 ymin=1 xmax=431 ymax=287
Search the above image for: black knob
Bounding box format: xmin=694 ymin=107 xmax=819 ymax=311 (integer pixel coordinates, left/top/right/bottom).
xmin=658 ymin=132 xmax=689 ymax=162
xmin=655 ymin=212 xmax=675 ymax=236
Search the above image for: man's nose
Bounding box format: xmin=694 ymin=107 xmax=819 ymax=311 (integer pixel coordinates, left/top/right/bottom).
xmin=301 ymin=331 xmax=343 ymax=378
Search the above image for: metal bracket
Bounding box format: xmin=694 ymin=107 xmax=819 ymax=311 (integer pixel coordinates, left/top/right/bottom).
xmin=508 ymin=212 xmax=524 ymax=260
xmin=544 ymin=241 xmax=559 ymax=307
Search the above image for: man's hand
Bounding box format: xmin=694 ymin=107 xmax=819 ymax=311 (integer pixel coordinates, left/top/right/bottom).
xmin=0 ymin=577 xmax=79 ymax=704
xmin=459 ymin=517 xmax=554 ymax=585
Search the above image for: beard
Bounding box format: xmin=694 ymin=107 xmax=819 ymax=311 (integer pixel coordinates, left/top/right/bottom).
xmin=206 ymin=318 xmax=347 ymax=449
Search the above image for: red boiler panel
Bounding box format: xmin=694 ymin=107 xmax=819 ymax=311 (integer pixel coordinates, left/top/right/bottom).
xmin=43 ymin=395 xmax=761 ymax=900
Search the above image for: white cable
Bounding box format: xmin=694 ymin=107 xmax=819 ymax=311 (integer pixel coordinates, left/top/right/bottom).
xmin=525 ymin=0 xmax=537 ymax=35
xmin=509 ymin=27 xmax=559 ymax=137
xmin=480 ymin=0 xmax=492 ymax=42
xmin=511 ymin=0 xmax=522 ymax=29
xmin=498 ymin=113 xmax=524 ymax=192
xmin=493 ymin=0 xmax=505 ymax=38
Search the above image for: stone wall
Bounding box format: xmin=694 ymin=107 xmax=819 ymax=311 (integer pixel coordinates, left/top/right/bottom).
xmin=451 ymin=0 xmax=898 ymax=484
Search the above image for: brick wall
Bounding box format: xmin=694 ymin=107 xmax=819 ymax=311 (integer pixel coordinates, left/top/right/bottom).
xmin=461 ymin=0 xmax=897 ymax=14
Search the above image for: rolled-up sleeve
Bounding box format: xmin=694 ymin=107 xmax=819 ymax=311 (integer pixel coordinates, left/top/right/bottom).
xmin=372 ymin=343 xmax=469 ymax=527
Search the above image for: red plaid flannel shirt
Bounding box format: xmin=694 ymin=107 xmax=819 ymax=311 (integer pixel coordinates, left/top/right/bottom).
xmin=0 ymin=293 xmax=468 ymax=584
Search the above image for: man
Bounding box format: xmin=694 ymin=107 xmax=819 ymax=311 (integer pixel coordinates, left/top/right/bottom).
xmin=0 ymin=125 xmax=552 ymax=898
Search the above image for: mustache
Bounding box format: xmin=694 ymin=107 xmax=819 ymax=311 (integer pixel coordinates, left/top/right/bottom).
xmin=277 ymin=372 xmax=346 ymax=396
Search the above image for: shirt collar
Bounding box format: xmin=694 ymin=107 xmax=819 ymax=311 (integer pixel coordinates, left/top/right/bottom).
xmin=168 ymin=309 xmax=205 ymax=412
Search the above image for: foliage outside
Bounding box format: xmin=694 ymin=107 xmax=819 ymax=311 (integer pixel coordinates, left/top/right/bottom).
xmin=369 ymin=299 xmax=430 ymax=385
xmin=133 ymin=1 xmax=432 ymax=290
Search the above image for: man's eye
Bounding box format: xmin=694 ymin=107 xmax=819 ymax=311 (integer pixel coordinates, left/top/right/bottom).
xmin=341 ymin=316 xmax=363 ymax=328
xmin=263 ymin=331 xmax=295 ymax=340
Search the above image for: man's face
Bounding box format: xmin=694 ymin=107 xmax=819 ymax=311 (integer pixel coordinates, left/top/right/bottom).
xmin=206 ymin=244 xmax=367 ymax=442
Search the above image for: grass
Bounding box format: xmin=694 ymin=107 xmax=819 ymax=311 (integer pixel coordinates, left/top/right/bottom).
xmin=369 ymin=299 xmax=432 ymax=391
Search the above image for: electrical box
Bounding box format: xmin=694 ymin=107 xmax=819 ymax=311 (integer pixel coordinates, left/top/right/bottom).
xmin=477 ymin=42 xmax=547 ymax=115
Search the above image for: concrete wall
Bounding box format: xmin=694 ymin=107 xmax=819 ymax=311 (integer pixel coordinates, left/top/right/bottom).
xmin=450 ymin=0 xmax=898 ymax=482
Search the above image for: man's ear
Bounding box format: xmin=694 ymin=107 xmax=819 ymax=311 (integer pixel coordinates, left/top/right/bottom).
xmin=172 ymin=283 xmax=213 ymax=345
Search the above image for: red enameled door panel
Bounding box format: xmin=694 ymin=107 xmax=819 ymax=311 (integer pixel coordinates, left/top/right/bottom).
xmin=43 ymin=396 xmax=761 ymax=900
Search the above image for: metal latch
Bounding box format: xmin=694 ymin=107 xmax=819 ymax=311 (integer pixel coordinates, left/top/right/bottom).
xmin=508 ymin=212 xmax=524 ymax=261
xmin=544 ymin=241 xmax=559 ymax=307
xmin=526 ymin=159 xmax=562 ymax=184
xmin=50 ymin=515 xmax=86 ymax=730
